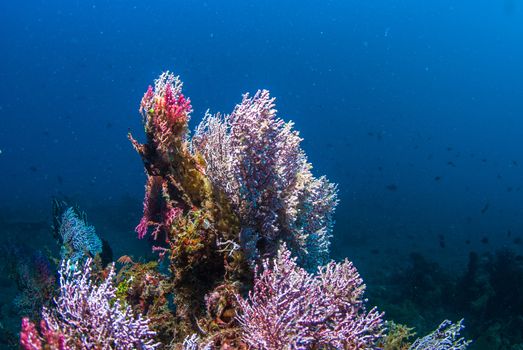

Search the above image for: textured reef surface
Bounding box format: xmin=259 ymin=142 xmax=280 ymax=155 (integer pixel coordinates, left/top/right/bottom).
xmin=16 ymin=72 xmax=471 ymax=349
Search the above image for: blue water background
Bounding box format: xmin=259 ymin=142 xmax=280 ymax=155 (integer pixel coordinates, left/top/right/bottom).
xmin=1 ymin=0 xmax=523 ymax=271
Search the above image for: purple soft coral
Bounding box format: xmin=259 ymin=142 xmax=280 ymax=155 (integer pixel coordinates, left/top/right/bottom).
xmin=26 ymin=259 xmax=159 ymax=350
xmin=236 ymin=244 xmax=384 ymax=349
xmin=193 ymin=90 xmax=338 ymax=268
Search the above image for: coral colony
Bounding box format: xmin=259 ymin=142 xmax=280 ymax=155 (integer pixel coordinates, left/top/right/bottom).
xmin=20 ymin=72 xmax=470 ymax=349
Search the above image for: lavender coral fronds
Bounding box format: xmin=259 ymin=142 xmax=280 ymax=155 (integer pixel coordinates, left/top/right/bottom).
xmin=409 ymin=319 xmax=471 ymax=350
xmin=237 ymin=244 xmax=384 ymax=349
xmin=59 ymin=207 xmax=102 ymax=262
xmin=287 ymin=168 xmax=339 ymax=269
xmin=39 ymin=259 xmax=159 ymax=349
xmin=193 ymin=90 xmax=338 ymax=268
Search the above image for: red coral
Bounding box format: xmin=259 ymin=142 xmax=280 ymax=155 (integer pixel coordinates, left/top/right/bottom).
xmin=136 ymin=176 xmax=163 ymax=239
xmin=20 ymin=318 xmax=42 ymax=350
xmin=140 ymin=85 xmax=155 ymax=113
xmin=20 ymin=318 xmax=68 ymax=350
xmin=162 ymin=84 xmax=191 ymax=124
xmin=39 ymin=320 xmax=67 ymax=350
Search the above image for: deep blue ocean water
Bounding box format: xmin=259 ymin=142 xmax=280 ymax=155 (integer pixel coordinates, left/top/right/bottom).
xmin=1 ymin=1 xmax=523 ymax=348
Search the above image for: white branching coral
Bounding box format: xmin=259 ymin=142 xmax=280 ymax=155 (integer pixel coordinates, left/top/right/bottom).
xmin=409 ymin=319 xmax=471 ymax=350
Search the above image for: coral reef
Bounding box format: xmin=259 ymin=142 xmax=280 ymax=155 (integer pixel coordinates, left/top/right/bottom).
xmin=16 ymin=71 xmax=474 ymax=350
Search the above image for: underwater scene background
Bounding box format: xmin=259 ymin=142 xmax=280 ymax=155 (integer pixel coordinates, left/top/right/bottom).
xmin=1 ymin=1 xmax=523 ymax=349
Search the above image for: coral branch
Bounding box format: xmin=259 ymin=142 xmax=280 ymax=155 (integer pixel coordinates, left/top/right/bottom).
xmin=193 ymin=90 xmax=338 ymax=268
xmin=35 ymin=259 xmax=159 ymax=349
xmin=237 ymin=244 xmax=384 ymax=349
xmin=409 ymin=319 xmax=471 ymax=350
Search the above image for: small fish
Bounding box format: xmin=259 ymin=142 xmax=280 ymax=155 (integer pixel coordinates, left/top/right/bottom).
xmin=386 ymin=184 xmax=398 ymax=192
xmin=465 ymin=239 xmax=471 ymax=245
xmin=447 ymin=161 xmax=456 ymax=167
xmin=434 ymin=176 xmax=442 ymax=181
xmin=29 ymin=165 xmax=38 ymax=172
xmin=481 ymin=203 xmax=489 ymax=214
xmin=481 ymin=237 xmax=489 ymax=244
xmin=513 ymin=237 xmax=522 ymax=245
xmin=438 ymin=234 xmax=446 ymax=248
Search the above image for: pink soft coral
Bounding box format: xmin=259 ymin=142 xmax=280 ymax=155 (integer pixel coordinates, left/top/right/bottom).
xmin=237 ymin=244 xmax=384 ymax=349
